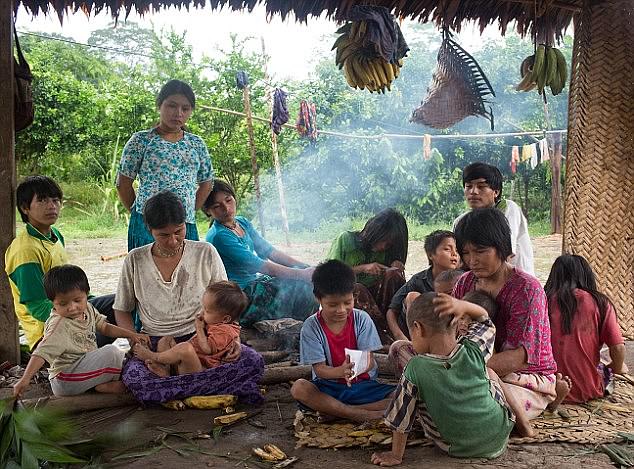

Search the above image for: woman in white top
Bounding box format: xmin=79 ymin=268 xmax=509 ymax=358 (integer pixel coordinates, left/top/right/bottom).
xmin=114 ymin=191 xmax=264 ymax=404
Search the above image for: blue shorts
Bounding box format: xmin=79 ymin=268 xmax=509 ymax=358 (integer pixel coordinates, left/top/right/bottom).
xmin=300 ymin=378 xmax=395 ymax=411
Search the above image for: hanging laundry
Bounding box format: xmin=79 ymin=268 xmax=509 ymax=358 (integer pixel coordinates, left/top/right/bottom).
xmin=423 ymin=134 xmax=432 ymax=160
xmin=510 ymin=145 xmax=520 ymax=174
xmin=521 ymin=144 xmax=532 ymax=162
xmin=271 ymin=88 xmax=289 ymax=135
xmin=296 ymin=100 xmax=317 ymax=141
xmin=235 ymin=71 xmax=249 ymax=89
xmin=529 ymin=143 xmax=538 ymax=169
xmin=539 ymin=138 xmax=550 ymax=162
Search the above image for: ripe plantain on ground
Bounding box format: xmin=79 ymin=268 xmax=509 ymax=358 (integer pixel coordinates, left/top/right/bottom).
xmin=516 ymin=45 xmax=568 ymax=96
xmin=332 ymin=21 xmax=403 ymax=93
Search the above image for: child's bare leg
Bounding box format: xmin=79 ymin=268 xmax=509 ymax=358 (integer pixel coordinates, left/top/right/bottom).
xmin=156 ymin=336 xmax=176 ymax=352
xmin=134 ymin=336 xmax=175 ymax=377
xmin=291 ymin=379 xmax=385 ymax=422
xmin=487 ymin=368 xmax=534 ymax=438
xmin=356 ymin=396 xmax=393 ymax=411
xmin=95 ymin=380 xmax=127 ymax=394
xmin=546 ymin=373 xmax=572 ymax=412
xmin=135 ymin=342 xmax=203 ymax=376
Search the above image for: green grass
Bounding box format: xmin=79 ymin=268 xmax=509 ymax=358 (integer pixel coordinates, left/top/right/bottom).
xmin=16 ymin=179 xmax=556 ymax=241
xmin=19 ymin=205 xmax=554 ymax=242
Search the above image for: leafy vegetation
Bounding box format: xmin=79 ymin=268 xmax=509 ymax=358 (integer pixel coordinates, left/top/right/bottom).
xmin=16 ymin=23 xmax=569 ymax=236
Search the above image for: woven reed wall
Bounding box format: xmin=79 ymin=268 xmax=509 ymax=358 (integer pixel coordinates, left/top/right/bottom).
xmin=563 ymin=0 xmax=634 ymax=336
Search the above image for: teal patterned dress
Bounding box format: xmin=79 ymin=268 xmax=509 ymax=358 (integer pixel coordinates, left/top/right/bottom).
xmin=118 ymin=128 xmax=213 ymax=250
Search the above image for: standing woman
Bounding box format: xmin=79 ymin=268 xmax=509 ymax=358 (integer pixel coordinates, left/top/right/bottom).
xmin=117 ymin=80 xmax=213 ymax=250
xmin=327 ymin=209 xmax=408 ymax=343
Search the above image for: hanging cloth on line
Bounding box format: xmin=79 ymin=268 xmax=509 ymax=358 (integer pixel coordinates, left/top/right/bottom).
xmin=539 ymin=138 xmax=550 ymax=162
xmin=529 ymin=143 xmax=538 ymax=169
xmin=521 ymin=144 xmax=532 ymax=163
xmin=271 ymin=88 xmax=289 ymax=135
xmin=510 ymin=145 xmax=520 ymax=174
xmin=296 ymin=100 xmax=318 ymax=141
xmin=423 ymin=134 xmax=432 ymax=160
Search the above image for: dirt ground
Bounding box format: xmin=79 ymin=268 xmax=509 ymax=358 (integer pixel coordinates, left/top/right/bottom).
xmin=13 ymin=235 xmax=623 ymax=468
xmin=66 ymin=234 xmax=564 ymax=296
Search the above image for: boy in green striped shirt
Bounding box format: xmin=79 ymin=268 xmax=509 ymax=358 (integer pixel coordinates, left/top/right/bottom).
xmin=372 ymin=292 xmax=532 ymax=466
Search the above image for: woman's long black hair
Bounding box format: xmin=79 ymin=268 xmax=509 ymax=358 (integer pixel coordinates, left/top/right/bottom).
xmin=544 ymin=254 xmax=614 ymax=335
xmin=356 ymin=208 xmax=408 ymax=265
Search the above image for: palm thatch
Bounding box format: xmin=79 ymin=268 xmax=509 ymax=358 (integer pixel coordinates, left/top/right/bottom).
xmin=14 ymin=0 xmax=581 ymax=40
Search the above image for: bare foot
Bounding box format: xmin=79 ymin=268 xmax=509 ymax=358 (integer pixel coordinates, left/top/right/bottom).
xmin=95 ymin=380 xmax=127 ymax=394
xmin=133 ymin=343 xmax=154 ymax=361
xmin=514 ymin=416 xmax=536 ymax=438
xmin=145 ymin=359 xmax=170 ymax=377
xmin=547 ymin=373 xmax=572 ymax=412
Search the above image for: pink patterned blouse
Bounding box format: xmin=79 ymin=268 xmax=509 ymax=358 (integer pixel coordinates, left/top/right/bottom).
xmin=453 ymin=269 xmax=556 ymax=375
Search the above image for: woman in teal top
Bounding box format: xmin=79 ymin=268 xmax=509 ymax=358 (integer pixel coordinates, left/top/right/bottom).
xmin=327 ymin=209 xmax=408 ymax=343
xmin=203 ymin=180 xmax=318 ymax=327
xmin=117 ymin=80 xmax=213 ymax=250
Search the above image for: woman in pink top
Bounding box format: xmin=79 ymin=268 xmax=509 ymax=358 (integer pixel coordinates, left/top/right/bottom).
xmin=545 ymin=255 xmax=627 ymax=403
xmin=453 ymin=208 xmax=570 ymax=419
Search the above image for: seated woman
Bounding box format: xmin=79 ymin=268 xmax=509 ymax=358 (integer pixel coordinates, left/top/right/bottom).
xmin=326 ymin=209 xmax=408 ymax=343
xmin=448 ymin=208 xmax=570 ymax=419
xmin=203 ymin=180 xmax=318 ymax=327
xmin=113 ymin=190 xmax=264 ymax=404
xmin=545 ymin=254 xmax=626 ymax=403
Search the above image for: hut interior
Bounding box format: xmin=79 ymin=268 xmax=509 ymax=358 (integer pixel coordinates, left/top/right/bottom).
xmin=1 ymin=0 xmax=632 ymax=363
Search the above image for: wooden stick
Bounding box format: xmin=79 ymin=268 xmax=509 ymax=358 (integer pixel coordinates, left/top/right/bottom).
xmin=242 ymin=85 xmax=266 ymax=236
xmin=259 ymin=353 xmax=394 ymax=385
xmin=20 ymin=393 xmax=137 ymax=413
xmin=100 ymin=251 xmax=128 ymax=262
xmin=261 ymin=38 xmax=291 ymax=247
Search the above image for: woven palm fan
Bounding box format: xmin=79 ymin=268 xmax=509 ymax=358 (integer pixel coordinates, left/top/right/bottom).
xmin=412 ymin=29 xmax=495 ymax=130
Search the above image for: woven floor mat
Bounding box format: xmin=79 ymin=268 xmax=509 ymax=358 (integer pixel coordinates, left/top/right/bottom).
xmin=293 ymin=411 xmax=429 ymax=450
xmin=294 ymin=376 xmax=634 ymax=448
xmin=511 ymin=375 xmax=634 ymax=444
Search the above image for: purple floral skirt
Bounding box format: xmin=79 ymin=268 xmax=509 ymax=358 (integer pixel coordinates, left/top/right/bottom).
xmin=121 ymin=344 xmax=265 ymax=405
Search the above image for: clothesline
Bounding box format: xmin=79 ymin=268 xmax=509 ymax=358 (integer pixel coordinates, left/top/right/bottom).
xmin=199 ymin=104 xmax=567 ymax=142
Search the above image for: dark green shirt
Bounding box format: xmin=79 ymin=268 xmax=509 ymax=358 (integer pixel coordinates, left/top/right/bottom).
xmin=326 ymin=231 xmax=388 ymax=287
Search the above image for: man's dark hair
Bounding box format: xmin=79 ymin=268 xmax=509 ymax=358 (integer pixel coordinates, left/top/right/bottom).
xmin=16 ymin=176 xmax=63 ymax=224
xmin=157 ymin=79 xmax=196 ymax=109
xmin=406 ymin=292 xmax=453 ymax=332
xmin=463 ymin=290 xmax=498 ymax=319
xmin=462 ymin=162 xmax=503 ymax=204
xmin=143 ymin=191 xmax=186 ymax=230
xmin=454 ymin=208 xmax=512 ymax=262
xmin=44 ymin=265 xmax=90 ymax=300
xmin=312 ymin=260 xmax=356 ymax=298
xmin=423 ymin=230 xmax=455 ymax=266
xmin=206 ymin=280 xmax=249 ymax=322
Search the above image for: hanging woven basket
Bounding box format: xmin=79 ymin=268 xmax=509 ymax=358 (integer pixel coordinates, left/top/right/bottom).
xmin=412 ymin=29 xmax=495 ymax=130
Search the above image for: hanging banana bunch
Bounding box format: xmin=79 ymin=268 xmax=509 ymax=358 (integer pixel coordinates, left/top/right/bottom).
xmin=332 ymin=6 xmax=408 ymax=94
xmin=516 ymin=44 xmax=568 ymax=96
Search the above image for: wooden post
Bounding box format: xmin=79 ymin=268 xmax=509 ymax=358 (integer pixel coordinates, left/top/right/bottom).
xmin=261 ymin=38 xmax=291 ymax=247
xmin=242 ymin=85 xmax=265 ymax=236
xmin=0 ymin=6 xmax=20 ymax=364
xmin=550 ymin=132 xmax=563 ymax=235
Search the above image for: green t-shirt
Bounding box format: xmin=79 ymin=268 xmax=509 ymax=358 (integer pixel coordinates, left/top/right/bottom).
xmin=326 ymin=231 xmax=388 ymax=287
xmin=403 ymin=340 xmax=513 ymax=458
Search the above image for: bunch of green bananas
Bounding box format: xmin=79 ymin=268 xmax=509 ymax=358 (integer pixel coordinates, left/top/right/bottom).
xmin=516 ymin=44 xmax=568 ymax=96
xmin=332 ymin=21 xmax=403 ymax=93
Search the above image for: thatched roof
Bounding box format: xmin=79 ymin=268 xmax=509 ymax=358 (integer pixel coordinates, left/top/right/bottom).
xmin=15 ymin=0 xmax=581 ymax=39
